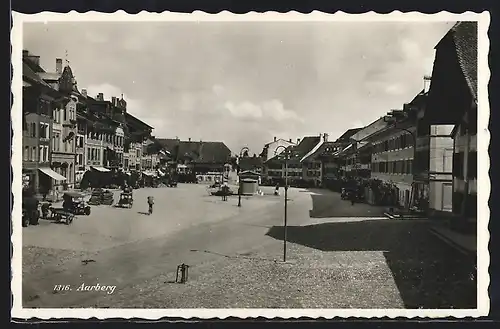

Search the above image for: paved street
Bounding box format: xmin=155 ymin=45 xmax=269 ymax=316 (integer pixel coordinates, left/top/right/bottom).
xmin=22 ymin=185 xmax=476 ymax=309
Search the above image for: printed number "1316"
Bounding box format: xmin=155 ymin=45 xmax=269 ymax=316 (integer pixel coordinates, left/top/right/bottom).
xmin=53 ymin=285 xmax=71 ymax=291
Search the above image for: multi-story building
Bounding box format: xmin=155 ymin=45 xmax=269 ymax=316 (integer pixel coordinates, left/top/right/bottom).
xmin=87 ymin=93 xmax=126 ymax=170
xmin=364 ymin=108 xmax=417 ymax=208
xmin=39 ymin=58 xmax=83 ymax=191
xmin=300 ymin=134 xmax=331 ymax=186
xmin=22 ymin=51 xmax=68 ymax=198
xmin=263 ymin=135 xmax=323 ymax=187
xmin=259 ymin=137 xmax=297 ymax=162
xmin=157 ymin=138 xmax=232 ymax=183
xmin=420 ymin=22 xmax=477 ymax=224
xmin=124 ymin=112 xmax=153 ymax=172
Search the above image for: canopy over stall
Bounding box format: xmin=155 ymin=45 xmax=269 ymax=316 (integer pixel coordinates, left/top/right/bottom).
xmin=38 ymin=167 xmax=67 ymax=181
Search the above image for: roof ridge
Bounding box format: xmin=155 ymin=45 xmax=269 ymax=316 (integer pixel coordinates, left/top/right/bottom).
xmin=300 ymin=139 xmax=324 ymax=162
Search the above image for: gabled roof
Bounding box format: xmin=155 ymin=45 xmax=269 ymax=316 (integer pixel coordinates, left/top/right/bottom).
xmin=157 ymin=138 xmax=181 ymax=152
xmin=22 ymin=61 xmax=51 ymax=88
xmin=335 ymin=128 xmax=362 ymax=143
xmin=293 ymin=136 xmax=321 ymax=158
xmin=265 ymin=136 xmax=320 ymax=163
xmin=302 ymin=141 xmax=338 ymax=161
xmin=449 ymin=22 xmax=478 ymax=100
xmin=435 ymin=22 xmax=478 ymax=101
xmin=300 ymin=138 xmax=325 ymax=162
xmin=125 ymin=112 xmax=154 ymax=130
xmin=264 ymin=138 xmax=295 ymax=146
xmin=162 ymin=140 xmax=232 ymax=164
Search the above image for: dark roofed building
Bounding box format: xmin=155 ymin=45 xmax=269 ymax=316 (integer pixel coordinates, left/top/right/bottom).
xmin=238 ymin=155 xmax=264 ymax=173
xmin=426 ymin=21 xmax=477 ymax=124
xmin=335 ymin=128 xmax=362 ymax=143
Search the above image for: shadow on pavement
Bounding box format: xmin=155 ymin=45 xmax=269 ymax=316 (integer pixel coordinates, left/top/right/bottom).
xmin=265 ymin=219 xmax=476 ymax=309
xmin=308 ymin=193 xmax=386 ymax=218
xmin=137 ymin=211 xmax=150 ymax=216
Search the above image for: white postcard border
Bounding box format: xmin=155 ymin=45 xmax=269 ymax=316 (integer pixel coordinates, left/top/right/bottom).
xmin=11 ymin=10 xmax=491 ymax=320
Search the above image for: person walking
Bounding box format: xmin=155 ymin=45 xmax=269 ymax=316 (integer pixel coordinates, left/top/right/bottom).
xmin=147 ymin=195 xmax=154 ymax=215
xmin=221 ymin=183 xmax=229 ymax=201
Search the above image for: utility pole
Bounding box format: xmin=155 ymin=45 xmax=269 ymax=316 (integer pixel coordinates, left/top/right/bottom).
xmin=275 ymin=145 xmax=290 ymax=262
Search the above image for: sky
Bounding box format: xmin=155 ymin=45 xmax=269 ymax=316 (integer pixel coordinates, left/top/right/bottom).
xmin=23 ymin=20 xmax=454 ymax=155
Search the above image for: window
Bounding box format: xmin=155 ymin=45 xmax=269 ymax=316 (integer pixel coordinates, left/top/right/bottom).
xmin=39 ymin=123 xmax=47 ymax=139
xmin=31 ymin=147 xmax=36 ymax=161
xmin=24 ymin=146 xmax=29 ymax=161
xmin=30 ymin=122 xmax=36 ymax=138
xmin=39 ymin=146 xmax=43 ymax=163
xmin=63 ymin=108 xmax=67 ymax=121
xmin=453 ymin=152 xmax=464 ymax=178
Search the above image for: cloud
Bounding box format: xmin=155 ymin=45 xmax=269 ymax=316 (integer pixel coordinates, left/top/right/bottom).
xmin=223 ymin=99 xmax=303 ymax=123
xmin=22 ymin=20 xmax=453 ymax=154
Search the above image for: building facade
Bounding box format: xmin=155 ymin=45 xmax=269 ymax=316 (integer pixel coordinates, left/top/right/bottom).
xmin=367 ymin=112 xmax=416 ymax=208
xmin=424 ymin=21 xmax=477 ymax=224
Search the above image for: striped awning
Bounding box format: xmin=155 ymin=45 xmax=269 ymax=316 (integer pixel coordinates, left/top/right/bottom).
xmin=38 ymin=167 xmax=66 ymax=181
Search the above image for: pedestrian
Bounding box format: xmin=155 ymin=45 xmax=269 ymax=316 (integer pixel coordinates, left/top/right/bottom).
xmin=147 ymin=195 xmax=154 ymax=215
xmin=221 ymin=183 xmax=229 ymax=201
xmin=274 ymin=183 xmax=280 ymax=196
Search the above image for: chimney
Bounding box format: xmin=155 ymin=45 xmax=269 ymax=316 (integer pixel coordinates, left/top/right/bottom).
xmin=112 ymin=96 xmax=117 ymax=106
xmin=27 ymin=55 xmax=40 ymax=66
xmin=297 ymin=138 xmax=300 ymax=144
xmin=81 ymin=89 xmax=87 ymax=97
xmin=56 ymin=58 xmax=63 ymax=74
xmin=323 ymin=133 xmax=329 ymax=142
xmin=22 ymin=50 xmax=29 ymax=57
xmin=97 ymin=93 xmax=104 ymax=101
xmin=289 ymin=138 xmax=292 ymax=143
xmin=424 ymin=75 xmax=431 ymax=93
xmin=188 ymin=137 xmax=191 ymax=142
xmin=274 ymin=136 xmax=277 ymax=142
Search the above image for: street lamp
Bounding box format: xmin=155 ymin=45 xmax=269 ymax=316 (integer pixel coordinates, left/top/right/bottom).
xmin=237 ymin=147 xmax=250 ymax=207
xmin=274 ymin=145 xmax=293 ymax=262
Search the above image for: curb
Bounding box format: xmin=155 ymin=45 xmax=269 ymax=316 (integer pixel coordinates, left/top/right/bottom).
xmin=384 ymin=212 xmax=427 ymax=220
xmin=429 ymin=227 xmax=474 ymax=257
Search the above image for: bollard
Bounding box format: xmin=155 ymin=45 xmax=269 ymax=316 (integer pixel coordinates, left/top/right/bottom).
xmin=175 ymin=263 xmax=190 ymax=283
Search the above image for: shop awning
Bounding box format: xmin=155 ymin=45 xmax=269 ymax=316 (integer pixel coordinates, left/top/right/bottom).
xmin=38 ymin=167 xmax=67 ymax=181
xmin=91 ymin=166 xmax=111 ymax=172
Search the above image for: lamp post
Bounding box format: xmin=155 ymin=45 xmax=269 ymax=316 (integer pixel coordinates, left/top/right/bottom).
xmin=237 ymin=147 xmax=250 ymax=207
xmin=274 ymin=145 xmax=292 ymax=262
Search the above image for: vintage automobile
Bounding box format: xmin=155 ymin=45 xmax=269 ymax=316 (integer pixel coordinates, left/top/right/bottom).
xmin=63 ymin=192 xmax=91 ymax=215
xmin=117 ymin=192 xmax=134 ymax=208
xmin=48 ymin=207 xmax=75 ymax=225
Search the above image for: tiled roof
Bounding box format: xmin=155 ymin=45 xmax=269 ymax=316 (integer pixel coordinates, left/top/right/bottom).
xmin=157 ymin=138 xmax=181 ymax=152
xmin=22 ymin=62 xmax=51 ymax=88
xmin=159 ymin=139 xmax=232 ymax=164
xmin=303 ymin=141 xmax=338 ymax=160
xmin=292 ymin=136 xmax=321 ymax=158
xmin=335 ymin=128 xmax=362 ymax=142
xmin=450 ymin=22 xmax=478 ymax=100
